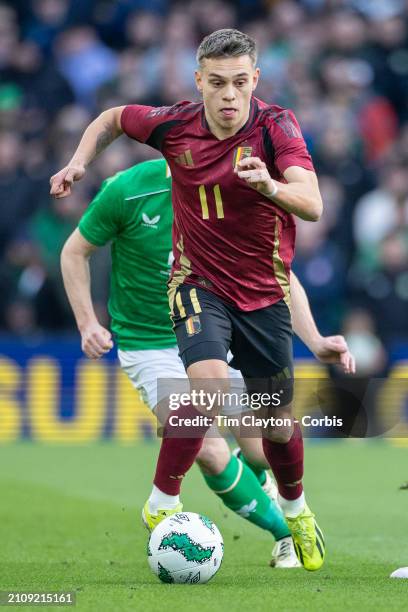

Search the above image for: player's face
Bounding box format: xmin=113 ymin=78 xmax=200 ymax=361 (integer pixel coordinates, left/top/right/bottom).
xmin=195 ymin=55 xmax=260 ymax=139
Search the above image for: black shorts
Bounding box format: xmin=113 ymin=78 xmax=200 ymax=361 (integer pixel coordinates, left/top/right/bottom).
xmin=170 ymin=283 xmax=294 ymax=401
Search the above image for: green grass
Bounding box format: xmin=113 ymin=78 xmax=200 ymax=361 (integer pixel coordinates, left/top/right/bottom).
xmin=0 ymin=441 xmax=407 ymax=611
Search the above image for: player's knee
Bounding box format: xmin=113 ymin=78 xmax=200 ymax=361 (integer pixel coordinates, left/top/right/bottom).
xmin=191 ymin=378 xmax=231 ymax=417
xmin=263 ymin=427 xmax=293 ymax=444
xmin=196 ymin=438 xmax=230 ymax=475
xmin=262 ymin=403 xmax=294 ymax=443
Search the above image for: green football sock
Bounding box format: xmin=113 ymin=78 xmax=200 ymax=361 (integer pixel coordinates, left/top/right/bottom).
xmin=202 ymin=455 xmax=290 ymax=540
xmin=237 ymin=451 xmax=267 ymax=486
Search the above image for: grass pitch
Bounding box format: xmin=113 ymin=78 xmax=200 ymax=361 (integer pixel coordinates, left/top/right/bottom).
xmin=0 ymin=441 xmax=407 ymax=611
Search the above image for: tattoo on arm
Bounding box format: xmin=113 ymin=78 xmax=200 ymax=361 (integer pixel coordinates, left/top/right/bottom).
xmin=95 ymin=122 xmax=117 ymax=156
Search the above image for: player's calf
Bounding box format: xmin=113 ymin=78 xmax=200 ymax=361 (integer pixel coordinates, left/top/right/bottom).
xmin=144 ymin=400 xmax=216 ymax=529
xmin=196 ymin=434 xmax=231 ymax=475
xmin=262 ymin=420 xmax=325 ymax=571
xmin=198 ymin=436 xmax=301 ymax=570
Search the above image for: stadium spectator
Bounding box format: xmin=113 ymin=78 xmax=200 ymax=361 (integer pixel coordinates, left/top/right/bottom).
xmin=350 ymin=230 xmax=408 ymax=347
xmin=341 ymin=308 xmax=387 ymax=376
xmin=353 ymin=159 xmax=408 ymax=257
xmin=54 ymin=26 xmax=118 ymax=109
xmin=0 ymin=132 xmax=37 ymax=257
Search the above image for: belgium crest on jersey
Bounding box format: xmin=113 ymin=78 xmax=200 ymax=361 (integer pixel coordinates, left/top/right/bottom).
xmin=233 ymin=145 xmax=252 ymax=168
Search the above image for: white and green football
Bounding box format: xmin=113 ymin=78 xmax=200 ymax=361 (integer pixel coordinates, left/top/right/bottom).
xmin=147 ymin=512 xmax=224 ymax=584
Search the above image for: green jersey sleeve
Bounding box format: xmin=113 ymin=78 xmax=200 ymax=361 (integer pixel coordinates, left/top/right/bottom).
xmin=78 ymin=176 xmax=123 ymax=246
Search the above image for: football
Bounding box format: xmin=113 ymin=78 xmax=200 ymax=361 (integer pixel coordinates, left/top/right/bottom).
xmin=147 ymin=512 xmax=224 ymax=584
xmin=390 ymin=567 xmax=408 ymax=578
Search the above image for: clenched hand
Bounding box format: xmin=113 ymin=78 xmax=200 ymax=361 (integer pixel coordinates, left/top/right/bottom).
xmin=80 ymin=322 xmax=113 ymax=359
xmin=50 ymin=163 xmax=86 ymax=198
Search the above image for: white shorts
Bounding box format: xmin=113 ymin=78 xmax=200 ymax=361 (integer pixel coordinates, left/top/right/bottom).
xmin=118 ymin=346 xmax=245 ymax=415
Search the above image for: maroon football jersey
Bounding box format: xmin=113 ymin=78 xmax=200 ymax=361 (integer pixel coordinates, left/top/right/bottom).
xmin=121 ymin=97 xmax=314 ymax=311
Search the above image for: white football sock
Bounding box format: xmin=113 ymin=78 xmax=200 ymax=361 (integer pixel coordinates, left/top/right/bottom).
xmin=278 ymin=491 xmax=306 ymax=518
xmin=148 ymin=484 xmax=180 ymax=513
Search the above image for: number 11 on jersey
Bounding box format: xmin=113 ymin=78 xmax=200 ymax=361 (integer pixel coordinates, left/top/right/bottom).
xmin=199 ymin=184 xmax=224 ymax=220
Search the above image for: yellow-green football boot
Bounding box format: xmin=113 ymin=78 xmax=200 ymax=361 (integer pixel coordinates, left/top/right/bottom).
xmin=142 ymin=501 xmax=183 ymax=532
xmin=286 ymin=504 xmax=325 ymax=571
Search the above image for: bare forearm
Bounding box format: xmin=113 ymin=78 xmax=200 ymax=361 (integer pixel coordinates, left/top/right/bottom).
xmin=290 ymin=272 xmax=355 ymax=372
xmin=69 ymin=108 xmax=123 ymax=167
xmin=236 ymin=159 xmax=323 ymax=222
xmin=290 ymin=273 xmax=321 ymax=351
xmin=50 ymin=107 xmax=124 ymax=198
xmin=268 ymin=181 xmax=323 ymax=221
xmin=61 ymin=247 xmax=98 ymax=331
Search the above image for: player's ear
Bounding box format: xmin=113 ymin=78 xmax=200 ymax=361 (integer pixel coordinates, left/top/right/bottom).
xmin=195 ymin=70 xmax=203 ymax=93
xmin=252 ymin=67 xmax=260 ymax=92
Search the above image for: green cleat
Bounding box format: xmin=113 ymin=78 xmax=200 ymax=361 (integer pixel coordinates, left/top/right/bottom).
xmin=286 ymin=504 xmax=325 ymax=571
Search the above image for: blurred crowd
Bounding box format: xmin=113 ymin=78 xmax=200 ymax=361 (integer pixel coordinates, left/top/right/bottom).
xmin=1 ymin=0 xmax=408 ymax=374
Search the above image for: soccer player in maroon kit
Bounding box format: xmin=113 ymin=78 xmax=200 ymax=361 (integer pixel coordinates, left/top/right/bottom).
xmin=51 ymin=29 xmax=326 ymax=570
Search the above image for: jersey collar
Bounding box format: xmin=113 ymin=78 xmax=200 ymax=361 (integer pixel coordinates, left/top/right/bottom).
xmin=200 ymin=97 xmax=258 ymax=140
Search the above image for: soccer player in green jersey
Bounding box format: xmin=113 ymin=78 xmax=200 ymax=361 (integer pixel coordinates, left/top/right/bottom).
xmin=61 ymin=157 xmax=354 ymax=569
